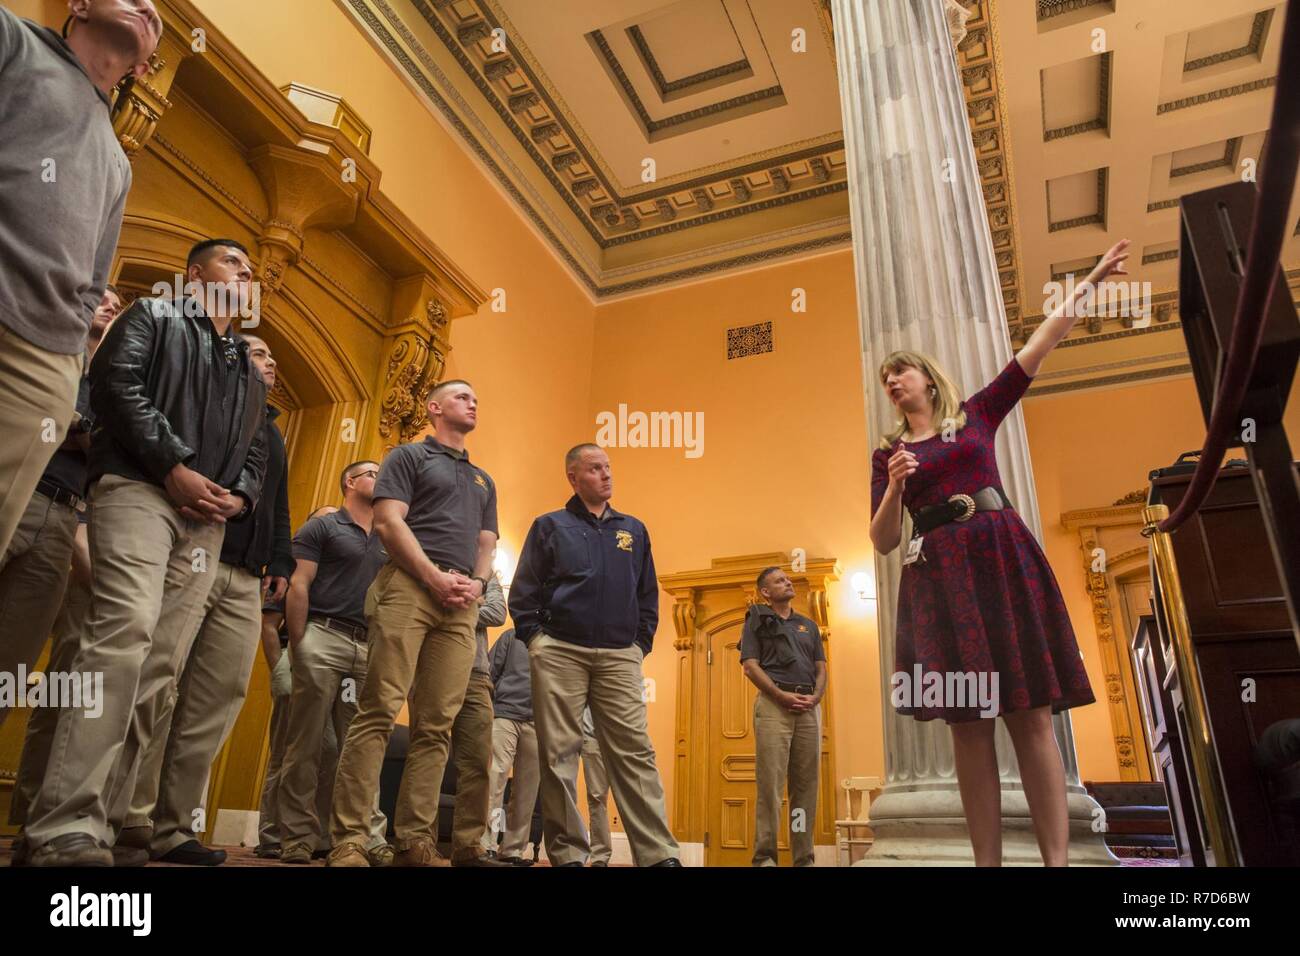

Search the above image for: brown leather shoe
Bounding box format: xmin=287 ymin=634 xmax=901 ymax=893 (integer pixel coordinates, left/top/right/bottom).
xmin=326 ymin=842 xmax=370 ymax=867
xmin=391 ymin=841 xmax=450 ymax=867
xmin=280 ymin=841 xmax=314 ymax=865
xmin=367 ymin=843 xmax=395 ymax=867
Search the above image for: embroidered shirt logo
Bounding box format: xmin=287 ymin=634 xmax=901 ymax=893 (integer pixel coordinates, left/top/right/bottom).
xmin=615 ymin=530 xmax=634 ymax=552
xmin=474 ymin=473 xmax=487 ymax=490
xmin=798 ymin=624 xmax=808 ymax=633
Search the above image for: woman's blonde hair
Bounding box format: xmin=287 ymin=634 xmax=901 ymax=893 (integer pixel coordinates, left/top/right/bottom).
xmin=877 ymin=350 xmax=967 ymax=450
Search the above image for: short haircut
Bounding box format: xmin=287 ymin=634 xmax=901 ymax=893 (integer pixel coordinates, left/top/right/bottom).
xmin=103 ymin=283 xmax=120 ymax=298
xmin=427 ymin=379 xmax=473 ymax=405
xmin=565 ymin=443 xmax=602 ymax=471
xmin=187 ymin=238 xmax=249 ymax=269
xmin=339 ymin=460 xmax=378 ymax=494
xmin=756 ymin=566 xmax=782 ymax=592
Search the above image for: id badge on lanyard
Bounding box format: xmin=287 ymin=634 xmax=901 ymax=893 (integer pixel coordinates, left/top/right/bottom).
xmin=903 ymin=535 xmax=925 ymax=567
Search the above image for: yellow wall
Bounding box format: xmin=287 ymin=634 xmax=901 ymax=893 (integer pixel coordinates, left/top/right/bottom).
xmin=20 ymin=0 xmax=1300 ymax=827
xmin=590 ymin=251 xmax=883 ymax=814
xmin=177 ymin=0 xmax=596 ymax=567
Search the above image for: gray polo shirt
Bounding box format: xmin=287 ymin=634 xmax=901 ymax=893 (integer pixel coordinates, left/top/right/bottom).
xmin=372 ymin=435 xmax=498 ymax=573
xmin=0 ymin=9 xmax=131 ymax=355
xmin=473 ymin=574 xmax=507 ymax=674
xmin=738 ymin=608 xmax=825 ymax=687
xmin=291 ymin=507 xmax=387 ymax=628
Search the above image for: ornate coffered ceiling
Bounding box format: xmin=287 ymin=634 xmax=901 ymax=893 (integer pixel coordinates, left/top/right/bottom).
xmin=1000 ymin=0 xmax=1300 ymax=395
xmin=339 ymin=0 xmax=1299 ymax=394
xmin=343 ymin=0 xmax=851 ymax=296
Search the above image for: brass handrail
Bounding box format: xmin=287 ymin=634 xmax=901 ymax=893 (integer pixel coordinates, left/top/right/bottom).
xmin=1142 ymin=504 xmax=1239 ymax=865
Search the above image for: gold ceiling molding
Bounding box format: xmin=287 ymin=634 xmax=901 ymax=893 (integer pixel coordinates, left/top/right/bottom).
xmin=957 ymin=0 xmax=1026 ymax=342
xmin=1184 ymin=9 xmax=1272 ymax=73
xmin=416 ymin=0 xmax=846 ymax=245
xmin=627 ymin=23 xmax=751 ymax=98
xmin=1036 ymin=0 xmax=1112 ymax=21
xmin=1027 ymin=364 xmax=1194 ymax=397
xmin=1046 ymin=167 xmax=1108 ymax=233
xmin=1041 ymin=52 xmax=1111 ymax=142
xmin=1170 ymin=137 xmax=1242 ymax=178
xmin=1156 ymin=75 xmax=1276 ymax=115
xmin=344 ymin=0 xmax=853 ymax=298
xmin=588 ymin=28 xmax=783 ymax=141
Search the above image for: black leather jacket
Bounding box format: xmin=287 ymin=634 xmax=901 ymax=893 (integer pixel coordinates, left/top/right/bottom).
xmin=87 ymin=296 xmax=268 ymax=507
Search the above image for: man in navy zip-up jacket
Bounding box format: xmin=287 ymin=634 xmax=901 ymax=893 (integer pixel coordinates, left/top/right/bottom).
xmin=509 ymin=443 xmax=679 ymax=867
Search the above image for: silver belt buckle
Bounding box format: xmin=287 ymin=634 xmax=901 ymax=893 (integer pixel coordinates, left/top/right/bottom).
xmin=949 ymin=493 xmax=977 ymax=522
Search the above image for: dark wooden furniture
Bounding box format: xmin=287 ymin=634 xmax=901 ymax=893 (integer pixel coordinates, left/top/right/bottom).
xmin=1146 ymin=462 xmax=1300 ymax=866
xmin=1131 ymin=612 xmax=1206 ymax=866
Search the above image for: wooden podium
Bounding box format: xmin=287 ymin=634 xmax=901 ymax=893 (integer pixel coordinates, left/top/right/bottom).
xmin=1143 ymin=462 xmax=1300 ymax=866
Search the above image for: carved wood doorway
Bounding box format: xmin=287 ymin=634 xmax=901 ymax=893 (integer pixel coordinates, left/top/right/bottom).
xmin=661 ymin=553 xmax=839 ymax=865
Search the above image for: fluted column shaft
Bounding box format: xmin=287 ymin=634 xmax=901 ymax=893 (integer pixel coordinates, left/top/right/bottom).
xmin=830 ymin=0 xmax=1111 ymax=864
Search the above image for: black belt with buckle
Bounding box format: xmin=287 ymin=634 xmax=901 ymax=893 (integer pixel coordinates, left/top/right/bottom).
xmin=775 ymin=681 xmax=815 ymax=695
xmin=910 ymin=486 xmax=1011 ymax=536
xmin=36 ymin=478 xmax=83 ymax=511
xmin=310 ymin=614 xmax=367 ymax=642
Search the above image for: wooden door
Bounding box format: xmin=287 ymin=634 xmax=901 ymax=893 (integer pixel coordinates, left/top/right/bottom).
xmin=704 ymin=614 xmax=794 ymax=867
xmin=661 ymin=552 xmax=838 ymax=866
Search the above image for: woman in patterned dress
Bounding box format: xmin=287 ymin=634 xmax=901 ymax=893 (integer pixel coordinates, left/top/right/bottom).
xmin=868 ymin=239 xmax=1131 ymax=866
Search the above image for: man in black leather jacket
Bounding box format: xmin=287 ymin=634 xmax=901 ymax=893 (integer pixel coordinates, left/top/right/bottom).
xmin=26 ymin=238 xmax=269 ymax=868
xmin=119 ymin=335 xmax=292 ymax=866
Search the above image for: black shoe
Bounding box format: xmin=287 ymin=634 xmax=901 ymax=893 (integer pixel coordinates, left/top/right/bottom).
xmin=155 ymin=840 xmax=227 ymax=866
xmin=253 ymin=843 xmax=282 ymax=859
xmin=650 ymin=858 xmax=682 ymax=867
xmin=589 ymin=860 xmax=608 ymax=867
xmin=498 ymin=855 xmax=535 ymax=867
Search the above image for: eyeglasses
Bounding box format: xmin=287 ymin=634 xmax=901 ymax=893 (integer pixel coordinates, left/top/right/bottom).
xmin=356 ymin=470 xmax=379 ymax=480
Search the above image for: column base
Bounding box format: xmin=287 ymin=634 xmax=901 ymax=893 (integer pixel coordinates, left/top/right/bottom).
xmin=853 ymin=788 xmax=1119 ymax=866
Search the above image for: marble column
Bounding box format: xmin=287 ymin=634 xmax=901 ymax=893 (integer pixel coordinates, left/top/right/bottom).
xmin=830 ymin=0 xmax=1114 ymax=865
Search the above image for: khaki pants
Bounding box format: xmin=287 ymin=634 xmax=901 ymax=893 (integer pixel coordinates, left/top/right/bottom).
xmin=25 ymin=475 xmax=223 ymax=848
xmin=279 ymin=619 xmax=387 ymax=851
xmin=0 ymin=492 xmax=79 ymax=729
xmin=256 ymin=651 xmax=341 ymax=849
xmin=529 ymin=633 xmax=678 ymax=866
xmin=753 ymin=693 xmax=821 ymax=867
xmin=444 ymin=671 xmax=493 ymax=860
xmin=330 ymin=563 xmax=477 ymax=852
xmin=0 ymin=325 xmax=80 ymax=559
xmin=9 ymin=573 xmax=91 ymax=826
xmin=582 ymin=732 xmax=612 ymax=865
xmin=124 ymin=561 xmax=263 ymax=854
xmin=482 ymin=717 xmax=540 ymax=858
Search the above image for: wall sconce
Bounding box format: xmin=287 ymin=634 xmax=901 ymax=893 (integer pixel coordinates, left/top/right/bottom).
xmin=851 ymin=571 xmax=875 ymax=603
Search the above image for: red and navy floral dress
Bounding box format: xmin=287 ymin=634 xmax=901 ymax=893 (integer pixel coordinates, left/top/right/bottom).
xmin=869 ymin=357 xmax=1095 ymax=723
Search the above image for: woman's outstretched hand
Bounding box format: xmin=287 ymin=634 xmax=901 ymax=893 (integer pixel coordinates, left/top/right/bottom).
xmin=1088 ymin=238 xmax=1131 ymax=284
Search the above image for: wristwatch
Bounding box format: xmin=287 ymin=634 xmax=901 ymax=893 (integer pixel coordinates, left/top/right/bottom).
xmin=473 ymin=575 xmax=491 ymax=595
